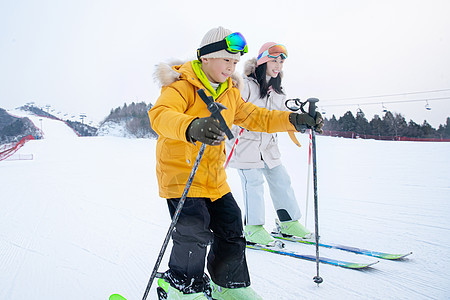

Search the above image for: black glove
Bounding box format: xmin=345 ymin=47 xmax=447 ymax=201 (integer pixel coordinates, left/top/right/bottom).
xmin=186 ymin=116 xmax=225 ymax=145
xmin=289 ymin=112 xmax=324 ymax=134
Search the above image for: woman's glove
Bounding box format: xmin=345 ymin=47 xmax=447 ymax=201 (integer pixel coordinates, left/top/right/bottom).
xmin=289 ymin=112 xmax=324 ymax=133
xmin=186 ymin=117 xmax=225 ymax=145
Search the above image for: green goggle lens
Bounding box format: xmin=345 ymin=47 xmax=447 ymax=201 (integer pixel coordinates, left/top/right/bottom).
xmin=225 ymin=32 xmax=248 ymax=54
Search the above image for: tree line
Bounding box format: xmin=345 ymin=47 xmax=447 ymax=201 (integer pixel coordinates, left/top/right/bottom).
xmin=323 ymin=110 xmax=450 ymax=139
xmin=102 ymin=102 xmax=158 ymax=138
xmin=102 ymin=102 xmax=449 ymax=140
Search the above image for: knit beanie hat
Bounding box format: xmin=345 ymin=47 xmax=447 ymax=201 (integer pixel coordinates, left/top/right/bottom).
xmin=257 ymin=42 xmax=287 ymax=66
xmin=198 ymin=26 xmax=242 ymax=61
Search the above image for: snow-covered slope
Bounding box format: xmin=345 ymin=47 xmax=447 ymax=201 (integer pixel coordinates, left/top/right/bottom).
xmin=0 ymin=116 xmax=449 ymax=300
xmin=7 ymin=109 xmax=79 ymax=139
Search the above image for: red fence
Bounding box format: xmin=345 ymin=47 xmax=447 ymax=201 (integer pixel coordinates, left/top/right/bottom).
xmin=0 ymin=135 xmax=35 ymax=161
xmin=322 ymin=130 xmax=450 ymax=142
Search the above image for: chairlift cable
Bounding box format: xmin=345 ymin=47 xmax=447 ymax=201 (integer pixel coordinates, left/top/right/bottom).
xmin=319 ymin=96 xmax=450 ymax=108
xmin=320 ymin=88 xmax=450 ymax=102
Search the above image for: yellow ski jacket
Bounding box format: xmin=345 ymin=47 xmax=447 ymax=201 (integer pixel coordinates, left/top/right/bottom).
xmin=149 ymin=60 xmax=295 ymax=200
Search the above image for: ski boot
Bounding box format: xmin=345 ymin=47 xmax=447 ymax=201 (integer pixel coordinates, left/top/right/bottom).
xmin=244 ymin=225 xmax=284 ymax=248
xmin=275 ymin=219 xmax=313 ymax=239
xmin=157 ymin=275 xmax=211 ymax=299
xmin=210 ymin=281 xmax=263 ymax=300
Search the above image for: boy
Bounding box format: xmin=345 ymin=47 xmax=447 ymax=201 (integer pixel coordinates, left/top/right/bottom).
xmin=148 ymin=26 xmax=323 ymax=299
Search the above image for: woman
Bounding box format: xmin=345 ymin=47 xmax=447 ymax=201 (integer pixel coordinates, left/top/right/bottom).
xmin=226 ymin=42 xmax=313 ymax=246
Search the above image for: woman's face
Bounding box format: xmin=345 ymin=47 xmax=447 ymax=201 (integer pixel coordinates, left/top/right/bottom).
xmin=266 ymin=56 xmax=285 ymax=78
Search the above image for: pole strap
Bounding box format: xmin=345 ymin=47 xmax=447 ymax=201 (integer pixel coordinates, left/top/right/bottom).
xmin=288 ymin=131 xmax=302 ymax=147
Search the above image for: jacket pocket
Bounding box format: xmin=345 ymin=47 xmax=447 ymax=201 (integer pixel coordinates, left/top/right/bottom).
xmin=166 ymin=140 xmax=194 ymax=165
xmin=267 ymin=135 xmax=281 ymax=160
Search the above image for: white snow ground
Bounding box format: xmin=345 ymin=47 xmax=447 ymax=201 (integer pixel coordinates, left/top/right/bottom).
xmin=1 ymin=112 xmax=449 ymax=300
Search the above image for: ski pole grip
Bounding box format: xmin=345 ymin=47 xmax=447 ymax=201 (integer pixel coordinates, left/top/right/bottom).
xmin=307 ymin=98 xmax=319 ymax=118
xmin=197 ymin=89 xmax=234 ymax=139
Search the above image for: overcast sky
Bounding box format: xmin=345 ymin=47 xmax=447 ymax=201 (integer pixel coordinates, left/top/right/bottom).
xmin=1 ymin=0 xmax=449 ymax=127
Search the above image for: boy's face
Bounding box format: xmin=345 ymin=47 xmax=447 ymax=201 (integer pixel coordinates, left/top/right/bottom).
xmin=201 ymin=57 xmax=238 ymax=84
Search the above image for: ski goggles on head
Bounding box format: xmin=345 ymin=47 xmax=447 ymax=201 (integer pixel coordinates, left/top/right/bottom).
xmin=257 ymin=44 xmax=288 ymax=60
xmin=224 ymin=32 xmax=248 ymax=53
xmin=197 ymin=32 xmax=248 ymax=59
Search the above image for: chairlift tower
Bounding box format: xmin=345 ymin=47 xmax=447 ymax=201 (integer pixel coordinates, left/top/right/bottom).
xmin=79 ymin=114 xmax=87 ymax=125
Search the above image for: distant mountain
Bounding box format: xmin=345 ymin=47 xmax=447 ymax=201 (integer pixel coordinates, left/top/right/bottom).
xmin=1 ymin=102 xmax=158 ymax=144
xmin=19 ymin=105 xmax=98 ymax=137
xmin=65 ymin=119 xmax=98 ymax=137
xmin=98 ymin=102 xmax=158 ymax=139
xmin=0 ymin=108 xmax=41 ymax=144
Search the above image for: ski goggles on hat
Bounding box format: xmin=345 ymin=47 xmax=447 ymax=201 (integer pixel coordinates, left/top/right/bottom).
xmin=197 ymin=32 xmax=248 ymax=59
xmin=257 ymin=44 xmax=288 ymax=60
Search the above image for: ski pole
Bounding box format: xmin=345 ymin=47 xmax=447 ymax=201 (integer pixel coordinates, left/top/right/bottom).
xmin=307 ymin=98 xmax=323 ymax=285
xmin=142 ymin=89 xmax=233 ymax=300
xmin=284 ymin=98 xmax=310 ymax=225
xmin=142 ymin=143 xmax=206 ymax=300
xmin=304 ymin=129 xmax=312 ymax=227
xmin=224 ymin=127 xmax=244 ymax=169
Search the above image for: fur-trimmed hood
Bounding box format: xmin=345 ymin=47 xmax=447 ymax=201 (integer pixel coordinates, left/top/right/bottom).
xmin=153 ymin=59 xmax=244 ymax=91
xmin=243 ymin=57 xmax=258 ymax=77
xmin=153 ymin=59 xmax=184 ymax=88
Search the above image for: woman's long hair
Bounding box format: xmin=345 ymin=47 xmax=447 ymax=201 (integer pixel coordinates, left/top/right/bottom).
xmin=248 ymin=63 xmax=284 ymax=98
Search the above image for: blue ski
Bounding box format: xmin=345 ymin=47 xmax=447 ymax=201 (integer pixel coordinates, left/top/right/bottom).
xmin=246 ymin=243 xmax=378 ymax=269
xmin=271 ymin=232 xmax=412 ymax=260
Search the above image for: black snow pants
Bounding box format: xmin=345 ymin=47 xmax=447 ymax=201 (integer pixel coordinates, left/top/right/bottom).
xmin=165 ymin=192 xmax=250 ymax=294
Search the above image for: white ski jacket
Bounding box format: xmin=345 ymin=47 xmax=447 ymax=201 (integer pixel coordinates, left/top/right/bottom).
xmin=226 ymin=58 xmax=290 ymax=169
